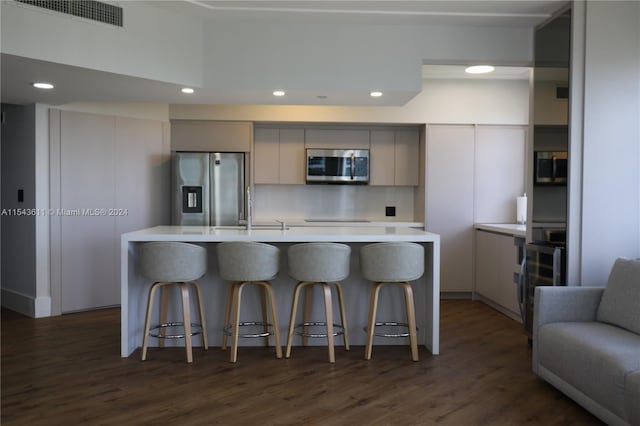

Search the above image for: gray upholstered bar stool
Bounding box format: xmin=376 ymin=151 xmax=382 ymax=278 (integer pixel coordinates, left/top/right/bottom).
xmin=286 ymin=243 xmax=351 ymax=363
xmin=216 ymin=241 xmax=282 ymax=363
xmin=139 ymin=242 xmax=208 ymax=363
xmin=360 ymin=242 xmax=424 ymax=362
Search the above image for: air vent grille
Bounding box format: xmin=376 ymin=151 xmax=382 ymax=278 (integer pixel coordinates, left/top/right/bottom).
xmin=16 ymin=0 xmax=123 ymax=27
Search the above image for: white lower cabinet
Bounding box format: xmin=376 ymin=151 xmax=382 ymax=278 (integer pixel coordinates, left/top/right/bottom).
xmin=474 ymin=229 xmax=521 ymax=318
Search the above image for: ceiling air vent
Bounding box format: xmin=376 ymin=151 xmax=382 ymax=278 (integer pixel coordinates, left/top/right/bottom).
xmin=15 ymin=0 xmax=123 ymax=27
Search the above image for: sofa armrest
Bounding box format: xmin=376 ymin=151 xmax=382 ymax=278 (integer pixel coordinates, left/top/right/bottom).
xmin=534 ymin=286 xmax=604 ymax=327
xmin=532 ymin=286 xmax=604 ymax=373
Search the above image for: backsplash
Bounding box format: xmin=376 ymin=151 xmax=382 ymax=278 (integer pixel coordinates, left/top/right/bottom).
xmin=253 ymin=185 xmax=416 ymax=222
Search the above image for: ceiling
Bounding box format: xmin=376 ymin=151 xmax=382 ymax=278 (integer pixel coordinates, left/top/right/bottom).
xmin=1 ymin=0 xmax=564 ymax=107
xmin=157 ymin=1 xmax=564 ymax=26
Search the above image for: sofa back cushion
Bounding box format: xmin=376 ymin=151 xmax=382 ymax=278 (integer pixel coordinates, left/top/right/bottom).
xmin=597 ymin=258 xmax=640 ymax=335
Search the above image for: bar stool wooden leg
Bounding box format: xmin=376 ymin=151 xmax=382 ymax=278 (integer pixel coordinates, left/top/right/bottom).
xmin=142 ymin=282 xmax=162 ymax=361
xmin=402 ymin=282 xmax=419 ymax=362
xmin=192 ymin=280 xmax=208 ymax=350
xmin=260 ymin=286 xmax=270 ymax=347
xmin=221 ymin=282 xmax=234 ymax=351
xmin=179 ymin=282 xmax=193 ymax=364
xmin=365 ymin=282 xmax=383 ymax=360
xmin=302 ymin=285 xmax=314 ymax=347
xmin=334 ymin=281 xmax=350 ymax=351
xmin=261 ymin=282 xmax=283 ymax=358
xmin=230 ymin=282 xmax=247 ymax=363
xmin=322 ymin=283 xmax=335 ymax=364
xmin=285 ymin=281 xmax=305 ymax=358
xmin=159 ymin=284 xmax=170 ymax=348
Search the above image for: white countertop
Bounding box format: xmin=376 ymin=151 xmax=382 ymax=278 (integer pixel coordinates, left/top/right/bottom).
xmin=254 ymin=219 xmax=424 ymax=228
xmin=123 ymin=225 xmax=439 ymax=243
xmin=474 ymin=223 xmax=526 ymax=237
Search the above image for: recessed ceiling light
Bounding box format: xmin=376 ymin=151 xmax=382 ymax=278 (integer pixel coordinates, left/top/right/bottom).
xmin=181 ymin=87 xmax=194 ymax=94
xmin=32 ymin=82 xmax=54 ymax=90
xmin=370 ymin=91 xmax=383 ymax=97
xmin=465 ymin=65 xmax=495 ymax=74
xmin=273 ymin=90 xmax=285 ymax=97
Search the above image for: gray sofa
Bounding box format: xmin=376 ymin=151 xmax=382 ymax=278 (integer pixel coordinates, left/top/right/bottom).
xmin=533 ymin=258 xmax=640 ymax=426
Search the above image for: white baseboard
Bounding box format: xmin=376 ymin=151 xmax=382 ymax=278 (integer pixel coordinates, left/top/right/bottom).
xmin=1 ymin=288 xmax=51 ymax=318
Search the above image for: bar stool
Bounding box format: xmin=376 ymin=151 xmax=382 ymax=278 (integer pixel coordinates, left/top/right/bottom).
xmin=285 ymin=243 xmax=351 ymax=363
xmin=360 ymin=242 xmax=424 ymax=362
xmin=216 ymin=241 xmax=282 ymax=363
xmin=139 ymin=242 xmax=208 ymax=363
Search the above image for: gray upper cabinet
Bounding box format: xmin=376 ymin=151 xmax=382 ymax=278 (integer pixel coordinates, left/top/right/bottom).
xmin=253 ymin=127 xmax=305 ymax=185
xmin=171 ymin=120 xmax=252 ymax=152
xmin=304 ymin=128 xmax=369 ymax=150
xmin=394 ymin=129 xmax=420 ymax=186
xmin=370 ymin=128 xmax=420 ymax=186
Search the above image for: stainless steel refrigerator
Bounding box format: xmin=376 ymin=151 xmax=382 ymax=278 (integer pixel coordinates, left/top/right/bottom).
xmin=172 ymin=152 xmax=245 ymax=226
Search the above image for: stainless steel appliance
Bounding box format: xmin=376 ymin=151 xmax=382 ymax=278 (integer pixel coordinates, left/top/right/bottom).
xmin=306 ymin=149 xmax=369 ymax=184
xmin=172 ymin=152 xmax=245 ymax=226
xmin=534 ymin=151 xmax=568 ymax=185
xmin=515 ymin=238 xmax=566 ymax=340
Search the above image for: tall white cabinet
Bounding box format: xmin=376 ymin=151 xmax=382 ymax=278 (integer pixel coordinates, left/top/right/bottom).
xmin=50 ymin=110 xmax=170 ymax=313
xmin=426 ymin=124 xmax=526 ymax=293
xmin=426 ymin=125 xmax=476 ymax=293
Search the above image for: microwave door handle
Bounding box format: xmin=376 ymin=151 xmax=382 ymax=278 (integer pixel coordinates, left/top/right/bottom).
xmin=350 ymin=153 xmax=355 ymax=180
xmin=552 ymin=156 xmax=557 ymax=179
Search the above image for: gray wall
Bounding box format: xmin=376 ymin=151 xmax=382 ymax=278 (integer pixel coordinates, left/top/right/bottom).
xmin=568 ymin=1 xmax=640 ymax=286
xmin=1 ymin=104 xmax=37 ymax=309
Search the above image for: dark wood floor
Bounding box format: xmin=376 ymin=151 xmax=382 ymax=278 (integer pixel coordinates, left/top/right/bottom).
xmin=1 ymin=300 xmax=602 ymax=425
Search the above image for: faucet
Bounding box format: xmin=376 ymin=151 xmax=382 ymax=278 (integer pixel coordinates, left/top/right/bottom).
xmin=275 ymin=219 xmax=286 ymax=231
xmin=246 ymin=186 xmax=252 ymax=231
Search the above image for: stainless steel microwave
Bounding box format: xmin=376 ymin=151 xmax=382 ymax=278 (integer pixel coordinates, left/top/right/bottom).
xmin=306 ymin=149 xmax=369 ymax=184
xmin=535 ymin=151 xmax=568 ymax=185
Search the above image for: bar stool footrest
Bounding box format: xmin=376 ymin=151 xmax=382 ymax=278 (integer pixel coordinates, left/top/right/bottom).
xmin=149 ymin=322 xmax=203 ymax=339
xmin=224 ymin=321 xmax=276 ymax=338
xmin=363 ymin=322 xmax=417 ymax=338
xmin=295 ymin=321 xmax=345 ymax=338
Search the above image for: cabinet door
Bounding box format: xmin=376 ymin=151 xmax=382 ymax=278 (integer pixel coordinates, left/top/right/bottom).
xmin=60 ymin=111 xmax=118 ymax=312
xmin=475 ymin=126 xmax=526 ymax=223
xmin=475 ymin=230 xmax=520 ymax=315
xmin=305 ymin=129 xmax=370 ymax=149
xmin=171 ymin=121 xmax=252 ymax=152
xmin=395 ymin=129 xmax=419 ymax=186
xmin=279 ymin=129 xmax=305 ymax=184
xmin=426 ymin=125 xmax=475 ymax=293
xmin=253 ymin=128 xmax=280 ymax=184
xmin=369 ymin=130 xmax=395 ymax=186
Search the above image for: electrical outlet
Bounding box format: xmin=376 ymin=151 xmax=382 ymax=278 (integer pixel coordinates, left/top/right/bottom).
xmin=385 ymin=206 xmax=396 ymax=217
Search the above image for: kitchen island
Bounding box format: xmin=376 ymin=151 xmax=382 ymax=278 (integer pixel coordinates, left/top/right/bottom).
xmin=121 ymin=226 xmax=440 ymax=358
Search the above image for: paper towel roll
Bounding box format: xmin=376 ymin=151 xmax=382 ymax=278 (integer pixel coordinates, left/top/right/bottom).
xmin=516 ymin=195 xmax=527 ymax=224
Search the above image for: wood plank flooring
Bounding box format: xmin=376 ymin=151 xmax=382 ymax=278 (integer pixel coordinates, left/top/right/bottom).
xmin=1 ymin=300 xmax=602 ymax=425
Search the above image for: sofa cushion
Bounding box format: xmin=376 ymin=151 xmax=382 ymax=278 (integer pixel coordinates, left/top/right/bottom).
xmin=596 ymin=258 xmax=640 ymax=335
xmin=627 ymin=371 xmax=640 ymax=426
xmin=538 ymin=322 xmax=640 ymax=419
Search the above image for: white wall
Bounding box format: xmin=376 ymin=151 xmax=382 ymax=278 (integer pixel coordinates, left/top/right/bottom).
xmin=569 ymin=1 xmax=640 ymax=286
xmin=170 ymin=78 xmax=530 ymax=125
xmin=1 ymin=104 xmax=37 ymax=315
xmin=203 ymin=20 xmax=423 ymax=104
xmin=56 ymin=103 xmax=169 ymax=122
xmin=0 ymin=1 xmax=204 ymax=86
